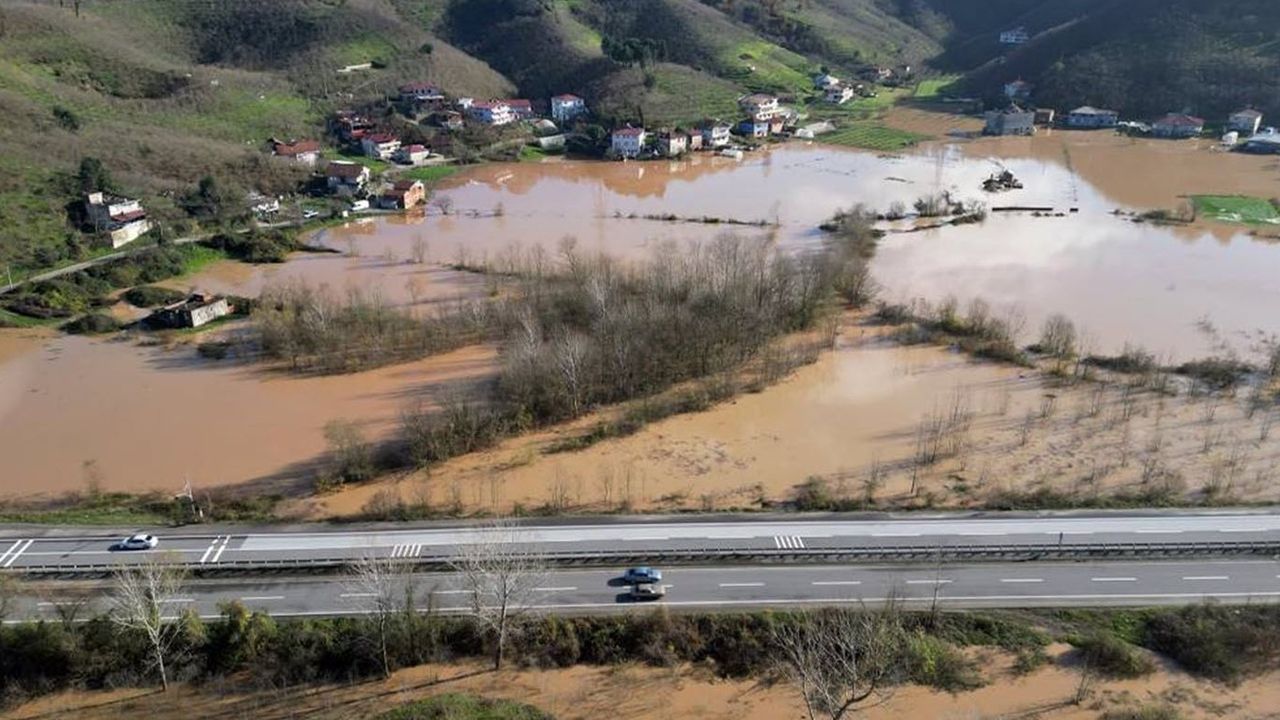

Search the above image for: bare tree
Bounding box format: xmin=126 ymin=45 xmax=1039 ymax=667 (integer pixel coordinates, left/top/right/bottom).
xmin=450 ymin=518 xmax=547 ymax=669
xmin=345 ymin=554 xmax=417 ymax=678
xmin=772 ymin=605 xmax=905 ymax=720
xmin=411 ymin=235 xmax=429 ymax=264
xmin=0 ymin=574 xmax=17 ymax=622
xmin=110 ymin=557 xmax=189 ymax=691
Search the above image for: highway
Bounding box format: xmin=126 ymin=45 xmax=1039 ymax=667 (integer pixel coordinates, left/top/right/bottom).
xmin=8 ymin=559 xmax=1280 ymax=623
xmin=4 ymin=511 xmax=1280 ymax=572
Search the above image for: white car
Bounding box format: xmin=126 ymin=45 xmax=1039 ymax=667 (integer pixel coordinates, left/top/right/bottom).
xmin=117 ymin=533 xmax=158 ymax=551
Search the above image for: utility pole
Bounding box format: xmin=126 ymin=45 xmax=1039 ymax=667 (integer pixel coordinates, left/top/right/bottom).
xmin=4 ymin=264 xmax=12 ymax=288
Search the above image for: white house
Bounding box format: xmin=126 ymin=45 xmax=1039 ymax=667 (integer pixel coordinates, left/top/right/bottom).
xmin=550 ymin=94 xmax=587 ymax=123
xmin=739 ymin=93 xmax=779 ymax=121
xmin=360 ymin=133 xmax=401 ymax=160
xmin=813 ymin=73 xmax=841 ymax=90
xmin=1000 ymin=27 xmax=1029 ymax=44
xmin=1066 ymin=106 xmax=1119 ymax=129
xmin=701 ymin=122 xmax=732 ymax=148
xmin=1003 ymin=80 xmax=1033 ymax=101
xmin=325 ymin=161 xmax=372 ymax=197
xmin=824 ymin=84 xmax=855 ymax=104
xmin=610 ymin=126 xmax=647 ymax=158
xmin=399 ymin=82 xmax=445 ymax=104
xmin=657 ymin=131 xmax=688 ymax=158
xmin=393 ymin=144 xmax=431 ymax=164
xmin=1228 ymin=109 xmax=1263 ymax=135
xmin=248 ymin=192 xmax=280 ymax=216
xmin=85 ymin=192 xmax=151 ymax=248
xmin=467 ymin=100 xmax=515 ymax=126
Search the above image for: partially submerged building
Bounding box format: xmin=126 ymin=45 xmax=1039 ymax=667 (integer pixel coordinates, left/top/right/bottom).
xmin=983 ymin=105 xmax=1035 ymax=136
xmin=151 ymin=294 xmax=231 ymax=329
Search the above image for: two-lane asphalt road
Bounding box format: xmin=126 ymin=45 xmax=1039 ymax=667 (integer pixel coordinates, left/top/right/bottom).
xmin=5 ymin=511 xmax=1280 ymax=572
xmin=8 ymin=559 xmax=1280 ymax=623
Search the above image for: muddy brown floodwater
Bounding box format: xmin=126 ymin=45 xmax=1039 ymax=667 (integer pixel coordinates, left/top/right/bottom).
xmin=205 ymin=137 xmax=1279 ymax=359
xmin=2 ymin=124 xmax=1279 ymax=499
xmin=0 ymin=334 xmax=497 ymax=498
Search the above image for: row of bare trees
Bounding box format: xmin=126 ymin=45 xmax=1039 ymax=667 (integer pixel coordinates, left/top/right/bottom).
xmin=100 ymin=520 xmax=546 ymax=691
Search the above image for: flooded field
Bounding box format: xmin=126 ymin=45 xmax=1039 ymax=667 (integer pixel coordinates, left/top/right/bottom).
xmin=0 ymin=332 xmax=496 ymax=498
xmin=307 ymin=318 xmax=1280 ymax=519
xmin=186 ymin=136 xmax=1280 ymax=359
xmin=2 ymin=124 xmax=1279 ymax=500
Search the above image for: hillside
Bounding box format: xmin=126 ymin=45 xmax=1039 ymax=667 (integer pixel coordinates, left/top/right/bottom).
xmin=893 ymin=0 xmax=1280 ymax=122
xmin=0 ymin=0 xmax=513 ymax=278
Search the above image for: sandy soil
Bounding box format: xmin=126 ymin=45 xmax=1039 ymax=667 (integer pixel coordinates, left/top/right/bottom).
xmin=7 ymin=646 xmax=1280 ymax=720
xmin=303 ymin=319 xmax=1280 ymax=520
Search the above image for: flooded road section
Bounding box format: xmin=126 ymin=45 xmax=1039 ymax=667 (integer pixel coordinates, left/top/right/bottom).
xmin=193 ymin=139 xmax=1280 ymax=359
xmin=0 ymin=332 xmax=497 ymax=498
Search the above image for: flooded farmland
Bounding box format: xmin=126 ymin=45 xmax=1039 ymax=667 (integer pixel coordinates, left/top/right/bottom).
xmin=2 ymin=128 xmax=1279 ymax=501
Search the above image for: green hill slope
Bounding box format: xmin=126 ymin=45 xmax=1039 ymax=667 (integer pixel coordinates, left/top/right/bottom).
xmin=0 ymin=0 xmax=513 ymax=276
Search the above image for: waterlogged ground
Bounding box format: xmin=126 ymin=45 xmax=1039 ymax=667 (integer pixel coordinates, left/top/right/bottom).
xmin=2 ymin=127 xmax=1279 ymax=500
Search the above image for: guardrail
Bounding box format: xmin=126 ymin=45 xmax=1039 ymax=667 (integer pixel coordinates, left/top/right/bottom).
xmin=7 ymin=540 xmax=1280 ymax=579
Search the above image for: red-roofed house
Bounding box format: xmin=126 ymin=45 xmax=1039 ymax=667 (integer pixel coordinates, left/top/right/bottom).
xmin=551 ymin=94 xmax=586 ymax=123
xmin=505 ymin=99 xmax=534 ymax=120
xmin=361 ymin=132 xmax=401 ymax=160
xmin=271 ymin=139 xmax=322 ymax=166
xmin=1152 ymin=113 xmax=1205 ymax=139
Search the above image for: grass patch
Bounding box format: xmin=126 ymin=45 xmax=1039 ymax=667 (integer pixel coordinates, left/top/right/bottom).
xmin=376 ymin=694 xmax=554 ymax=720
xmin=913 ymin=75 xmax=962 ymax=100
xmin=518 ymin=145 xmax=548 ymax=162
xmin=402 ymin=165 xmax=460 ymax=184
xmin=821 ymin=124 xmax=927 ymax=151
xmin=322 ymin=149 xmax=390 ymax=173
xmin=718 ymin=39 xmax=811 ymax=94
xmin=1191 ymin=195 xmax=1280 ymax=225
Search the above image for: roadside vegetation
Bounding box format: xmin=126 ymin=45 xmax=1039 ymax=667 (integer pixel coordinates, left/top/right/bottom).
xmin=377 ymin=695 xmax=554 ymax=720
xmin=2 ymin=598 xmax=1276 ymax=713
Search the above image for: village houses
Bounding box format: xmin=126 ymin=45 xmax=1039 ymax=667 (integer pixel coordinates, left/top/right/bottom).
xmin=271 ymin=139 xmax=321 ymax=167
xmin=813 ymin=72 xmax=841 ymax=90
xmin=611 ymin=126 xmax=647 ymax=158
xmin=825 ymin=84 xmax=855 ymax=104
xmin=150 ymin=294 xmax=231 ymax=329
xmin=360 ymin=132 xmax=401 ymax=160
xmin=325 ymin=161 xmax=372 ymax=197
xmin=1152 ymin=113 xmax=1204 ymax=139
xmin=1003 ymin=80 xmax=1033 ymax=102
xmin=983 ymin=105 xmax=1035 ymax=136
xmin=1228 ymin=108 xmax=1263 ymax=135
xmin=1000 ymin=27 xmax=1029 ymax=44
xmin=550 ymin=94 xmax=587 ymax=123
xmin=657 ymin=130 xmax=688 ymax=158
xmin=399 ymin=82 xmax=445 ymax=105
xmin=738 ymin=93 xmax=782 ymax=137
xmin=505 ymin=99 xmax=534 ymax=120
xmin=85 ymin=191 xmax=151 ymax=248
xmin=1066 ymin=106 xmax=1119 ymax=129
xmin=701 ymin=122 xmax=732 ymax=148
xmin=467 ymin=100 xmax=515 ymax=126
xmin=393 ymin=144 xmax=431 ymax=165
xmin=378 ymin=179 xmax=426 ymax=210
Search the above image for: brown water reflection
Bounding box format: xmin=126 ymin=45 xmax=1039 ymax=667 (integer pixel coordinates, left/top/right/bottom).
xmin=0 ymin=336 xmax=496 ymax=498
xmin=275 ymin=140 xmax=1280 ymax=358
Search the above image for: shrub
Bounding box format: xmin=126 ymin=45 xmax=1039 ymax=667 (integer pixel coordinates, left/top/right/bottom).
xmin=124 ymin=285 xmax=186 ymax=308
xmin=376 ymin=694 xmax=554 ymax=720
xmin=1073 ymin=632 xmax=1155 ymax=678
xmin=902 ymin=633 xmax=984 ymax=691
xmin=1100 ymin=705 xmax=1182 ymax=720
xmin=62 ymin=313 xmax=121 ymax=335
xmin=1141 ymin=604 xmax=1280 ymax=683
